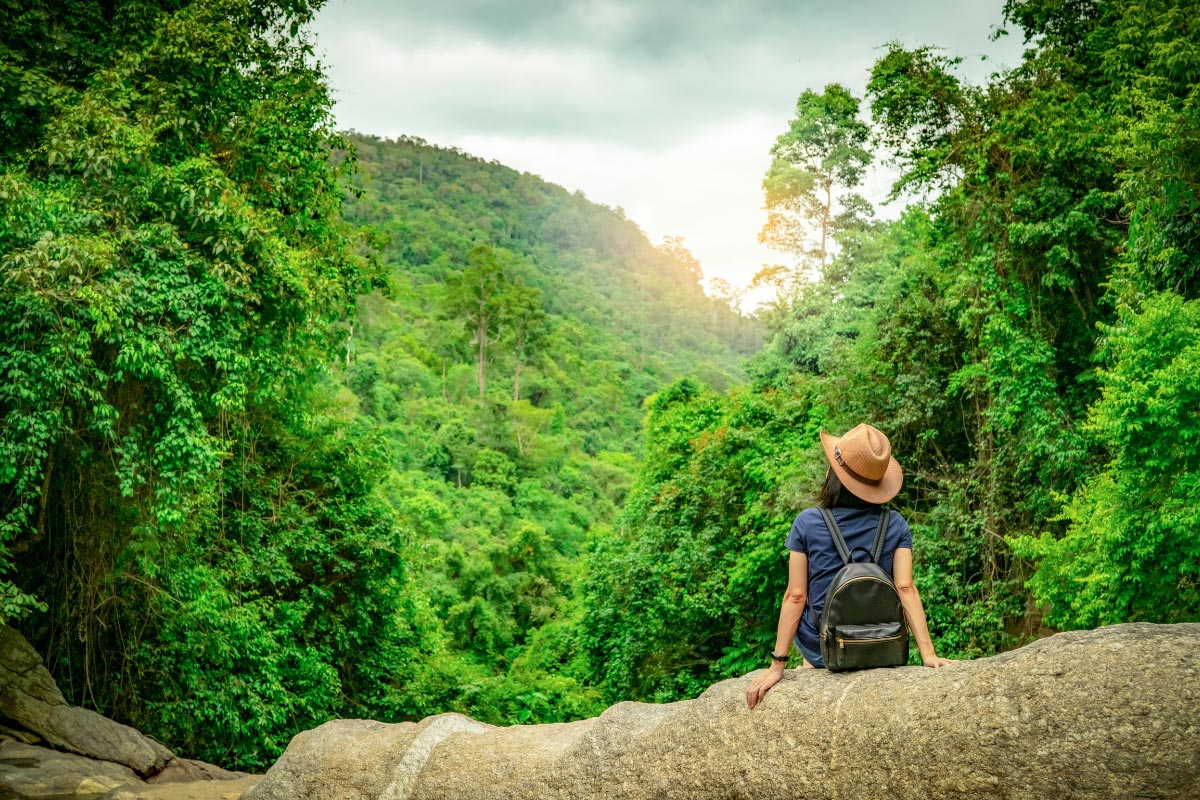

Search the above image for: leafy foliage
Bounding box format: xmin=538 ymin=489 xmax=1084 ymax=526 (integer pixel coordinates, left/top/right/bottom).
xmin=1012 ymin=292 xmax=1200 ymax=627
xmin=327 ymin=134 xmax=762 ymax=728
xmin=582 ymin=380 xmax=822 ymax=700
xmin=0 ymin=0 xmax=412 ymax=769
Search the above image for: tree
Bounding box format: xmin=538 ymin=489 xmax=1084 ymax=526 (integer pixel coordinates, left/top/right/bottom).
xmin=508 ymin=399 xmax=554 ymax=458
xmin=862 ymin=20 xmax=1125 ymax=648
xmin=706 ymin=277 xmax=746 ymax=314
xmin=0 ymin=0 xmax=378 ymax=621
xmin=505 ymin=282 xmax=548 ymax=401
xmin=444 ymin=244 xmax=508 ymax=398
xmin=657 ymin=236 xmax=703 ymax=284
xmin=760 ymin=84 xmax=872 ymax=275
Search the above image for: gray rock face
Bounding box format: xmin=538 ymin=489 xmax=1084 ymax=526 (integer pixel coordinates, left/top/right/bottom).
xmin=0 ymin=737 xmax=261 ymax=800
xmin=0 ymin=737 xmax=142 ymax=797
xmin=248 ymin=623 xmax=1200 ymax=800
xmin=0 ymin=625 xmax=175 ymax=776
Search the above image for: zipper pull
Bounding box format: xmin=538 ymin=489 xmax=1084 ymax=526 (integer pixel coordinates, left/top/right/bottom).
xmin=837 ymin=637 xmax=844 ymax=650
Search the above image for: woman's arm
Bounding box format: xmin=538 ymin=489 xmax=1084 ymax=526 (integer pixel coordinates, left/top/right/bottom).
xmin=746 ymin=550 xmax=808 ymax=709
xmin=893 ymin=548 xmax=952 ymax=667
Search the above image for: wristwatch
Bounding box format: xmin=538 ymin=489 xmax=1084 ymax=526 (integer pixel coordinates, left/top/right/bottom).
xmin=769 ymin=651 xmax=788 ymax=663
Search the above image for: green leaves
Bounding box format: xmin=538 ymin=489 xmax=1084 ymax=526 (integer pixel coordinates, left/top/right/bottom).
xmin=0 ymin=0 xmax=393 ymax=769
xmin=867 ymin=44 xmax=978 ymax=197
xmin=121 ymin=406 xmax=423 ymax=768
xmin=322 ymin=132 xmax=757 ymax=733
xmin=582 ymin=382 xmax=820 ymax=701
xmin=1012 ymin=291 xmax=1200 ymax=627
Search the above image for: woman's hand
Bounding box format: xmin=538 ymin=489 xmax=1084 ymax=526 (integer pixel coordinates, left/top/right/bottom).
xmin=746 ymin=664 xmax=785 ymax=709
xmin=923 ymin=655 xmax=954 ymax=668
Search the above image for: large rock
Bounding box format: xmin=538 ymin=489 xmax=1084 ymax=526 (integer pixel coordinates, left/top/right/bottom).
xmin=247 ymin=623 xmax=1200 ymax=800
xmin=0 ymin=737 xmax=142 ymax=797
xmin=0 ymin=739 xmax=257 ymax=800
xmin=241 ymin=716 xmax=490 ymax=800
xmin=0 ymin=625 xmax=174 ymax=776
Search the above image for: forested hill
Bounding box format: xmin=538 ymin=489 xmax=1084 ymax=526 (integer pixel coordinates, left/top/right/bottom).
xmin=311 ymin=134 xmax=765 ymax=744
xmin=308 ymin=133 xmax=764 ymax=746
xmin=341 ymin=132 xmax=759 ymax=448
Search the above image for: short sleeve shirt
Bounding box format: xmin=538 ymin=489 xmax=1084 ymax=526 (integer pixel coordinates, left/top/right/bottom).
xmin=785 ymin=505 xmax=913 ymax=657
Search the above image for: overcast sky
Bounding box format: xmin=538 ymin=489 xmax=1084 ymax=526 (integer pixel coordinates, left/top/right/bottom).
xmin=311 ymin=1 xmax=1025 ymax=295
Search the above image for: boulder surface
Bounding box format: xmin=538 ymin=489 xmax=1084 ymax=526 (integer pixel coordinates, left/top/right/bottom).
xmin=0 ymin=625 xmax=174 ymax=776
xmin=105 ymin=775 xmax=263 ymax=800
xmin=0 ymin=737 xmax=141 ymax=797
xmin=247 ymin=623 xmax=1200 ymax=800
xmin=0 ymin=625 xmax=259 ymax=798
xmin=148 ymin=758 xmax=251 ymax=785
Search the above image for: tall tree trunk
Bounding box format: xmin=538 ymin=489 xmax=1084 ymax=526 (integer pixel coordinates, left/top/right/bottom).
xmin=821 ymin=182 xmax=831 ymax=272
xmin=476 ymin=322 xmax=487 ymax=398
xmin=513 ymin=328 xmax=524 ymax=401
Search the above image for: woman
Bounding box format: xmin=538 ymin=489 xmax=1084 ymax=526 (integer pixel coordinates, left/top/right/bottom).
xmin=746 ymin=423 xmax=951 ymax=709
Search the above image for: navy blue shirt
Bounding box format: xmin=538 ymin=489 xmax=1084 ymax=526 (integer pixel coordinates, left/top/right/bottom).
xmin=785 ymin=505 xmax=913 ymax=662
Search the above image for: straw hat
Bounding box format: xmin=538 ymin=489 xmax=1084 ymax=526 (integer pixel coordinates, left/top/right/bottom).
xmin=820 ymin=423 xmax=903 ymax=505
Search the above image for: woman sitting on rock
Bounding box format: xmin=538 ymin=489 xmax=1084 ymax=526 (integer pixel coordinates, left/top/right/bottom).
xmin=746 ymin=423 xmax=952 ymax=709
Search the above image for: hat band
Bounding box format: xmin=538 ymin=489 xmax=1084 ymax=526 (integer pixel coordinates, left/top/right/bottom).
xmin=834 ymin=445 xmax=882 ymax=486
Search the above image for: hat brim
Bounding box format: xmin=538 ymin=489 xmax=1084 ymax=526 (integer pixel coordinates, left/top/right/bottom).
xmin=820 ymin=430 xmax=903 ymax=505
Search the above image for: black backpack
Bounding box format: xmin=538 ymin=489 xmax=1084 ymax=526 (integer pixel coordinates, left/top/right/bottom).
xmin=817 ymin=507 xmax=909 ymax=672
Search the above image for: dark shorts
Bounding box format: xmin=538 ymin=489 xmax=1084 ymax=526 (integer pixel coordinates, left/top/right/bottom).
xmin=795 ymin=634 xmax=825 ymax=669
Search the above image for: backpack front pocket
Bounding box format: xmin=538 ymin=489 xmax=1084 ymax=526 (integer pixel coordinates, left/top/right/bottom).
xmin=826 ymin=621 xmax=906 ymax=670
xmin=832 ymin=621 xmax=903 ymax=647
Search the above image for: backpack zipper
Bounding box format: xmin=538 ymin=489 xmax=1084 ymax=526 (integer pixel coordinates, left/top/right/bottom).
xmin=837 ymin=633 xmax=903 ymax=649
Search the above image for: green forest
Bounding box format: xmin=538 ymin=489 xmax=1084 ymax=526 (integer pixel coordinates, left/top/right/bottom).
xmin=2 ymin=0 xmax=1198 ymax=772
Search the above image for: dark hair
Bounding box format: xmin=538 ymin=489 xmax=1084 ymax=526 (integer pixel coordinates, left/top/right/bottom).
xmin=815 ymin=467 xmax=875 ymax=509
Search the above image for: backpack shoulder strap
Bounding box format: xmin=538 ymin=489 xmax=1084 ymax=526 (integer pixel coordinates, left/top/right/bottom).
xmin=818 ymin=507 xmax=852 ymax=566
xmin=870 ymin=507 xmax=889 ymax=564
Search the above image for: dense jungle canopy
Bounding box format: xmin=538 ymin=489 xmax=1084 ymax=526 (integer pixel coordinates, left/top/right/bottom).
xmin=2 ymin=0 xmax=1198 ymax=771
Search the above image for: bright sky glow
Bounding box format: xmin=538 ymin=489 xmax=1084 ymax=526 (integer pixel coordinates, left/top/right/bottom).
xmin=312 ymin=1 xmax=1025 ymax=298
